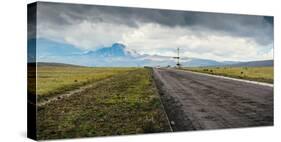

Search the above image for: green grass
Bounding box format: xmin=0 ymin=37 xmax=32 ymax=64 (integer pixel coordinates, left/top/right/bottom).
xmin=182 ymin=66 xmax=273 ymax=83
xmin=37 ymin=68 xmax=171 ymax=140
xmin=36 ymin=65 xmax=136 ymax=101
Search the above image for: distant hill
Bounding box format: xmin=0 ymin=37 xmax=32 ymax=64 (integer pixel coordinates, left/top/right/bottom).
xmin=85 ymin=43 xmax=128 ymax=57
xmin=36 ymin=62 xmax=84 ymax=67
xmin=181 ymin=58 xmax=227 ymax=67
xmin=35 ymin=38 xmax=83 ymax=57
xmin=31 ymin=38 xmax=273 ymax=67
xmin=229 ymin=60 xmax=273 ymax=67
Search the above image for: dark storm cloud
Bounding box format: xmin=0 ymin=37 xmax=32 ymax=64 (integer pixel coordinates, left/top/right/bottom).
xmin=28 ymin=3 xmax=37 ymax=39
xmin=37 ymin=2 xmax=273 ymax=45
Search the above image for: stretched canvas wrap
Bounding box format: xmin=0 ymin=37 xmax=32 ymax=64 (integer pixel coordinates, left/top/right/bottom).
xmin=27 ymin=1 xmax=274 ymax=140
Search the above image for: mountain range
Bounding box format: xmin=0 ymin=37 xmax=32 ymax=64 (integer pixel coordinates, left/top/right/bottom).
xmin=29 ymin=38 xmax=273 ymax=67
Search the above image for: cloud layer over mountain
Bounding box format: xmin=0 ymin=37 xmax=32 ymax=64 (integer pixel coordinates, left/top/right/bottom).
xmin=35 ymin=2 xmax=273 ymax=61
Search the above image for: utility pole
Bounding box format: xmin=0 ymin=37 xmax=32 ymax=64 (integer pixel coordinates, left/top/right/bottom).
xmin=173 ymin=48 xmax=180 ymax=68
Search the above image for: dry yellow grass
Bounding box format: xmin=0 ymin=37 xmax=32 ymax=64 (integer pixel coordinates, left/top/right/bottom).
xmin=37 ymin=68 xmax=171 ymax=139
xmin=182 ymin=66 xmax=273 ymax=83
xmin=36 ymin=64 xmax=136 ymax=100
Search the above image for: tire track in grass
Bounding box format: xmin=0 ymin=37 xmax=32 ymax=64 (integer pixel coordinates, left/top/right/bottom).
xmin=37 ymin=77 xmax=113 ymax=106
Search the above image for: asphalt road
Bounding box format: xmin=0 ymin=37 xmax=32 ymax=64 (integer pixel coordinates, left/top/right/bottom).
xmin=153 ymin=68 xmax=273 ymax=131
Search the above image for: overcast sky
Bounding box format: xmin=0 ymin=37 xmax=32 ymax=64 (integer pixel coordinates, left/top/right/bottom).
xmin=36 ymin=2 xmax=273 ymax=61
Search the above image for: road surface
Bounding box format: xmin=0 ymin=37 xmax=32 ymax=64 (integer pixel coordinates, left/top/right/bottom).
xmin=153 ymin=68 xmax=273 ymax=131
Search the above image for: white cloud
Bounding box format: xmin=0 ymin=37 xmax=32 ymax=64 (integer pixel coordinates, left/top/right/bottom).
xmin=37 ymin=21 xmax=134 ymax=50
xmin=121 ymin=23 xmax=273 ymax=61
xmin=37 ymin=20 xmax=273 ymax=61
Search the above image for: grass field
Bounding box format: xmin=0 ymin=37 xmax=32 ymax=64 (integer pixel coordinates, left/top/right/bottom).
xmin=36 ymin=64 xmax=136 ymax=101
xmin=36 ymin=66 xmax=171 ymax=139
xmin=182 ymin=66 xmax=273 ymax=83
